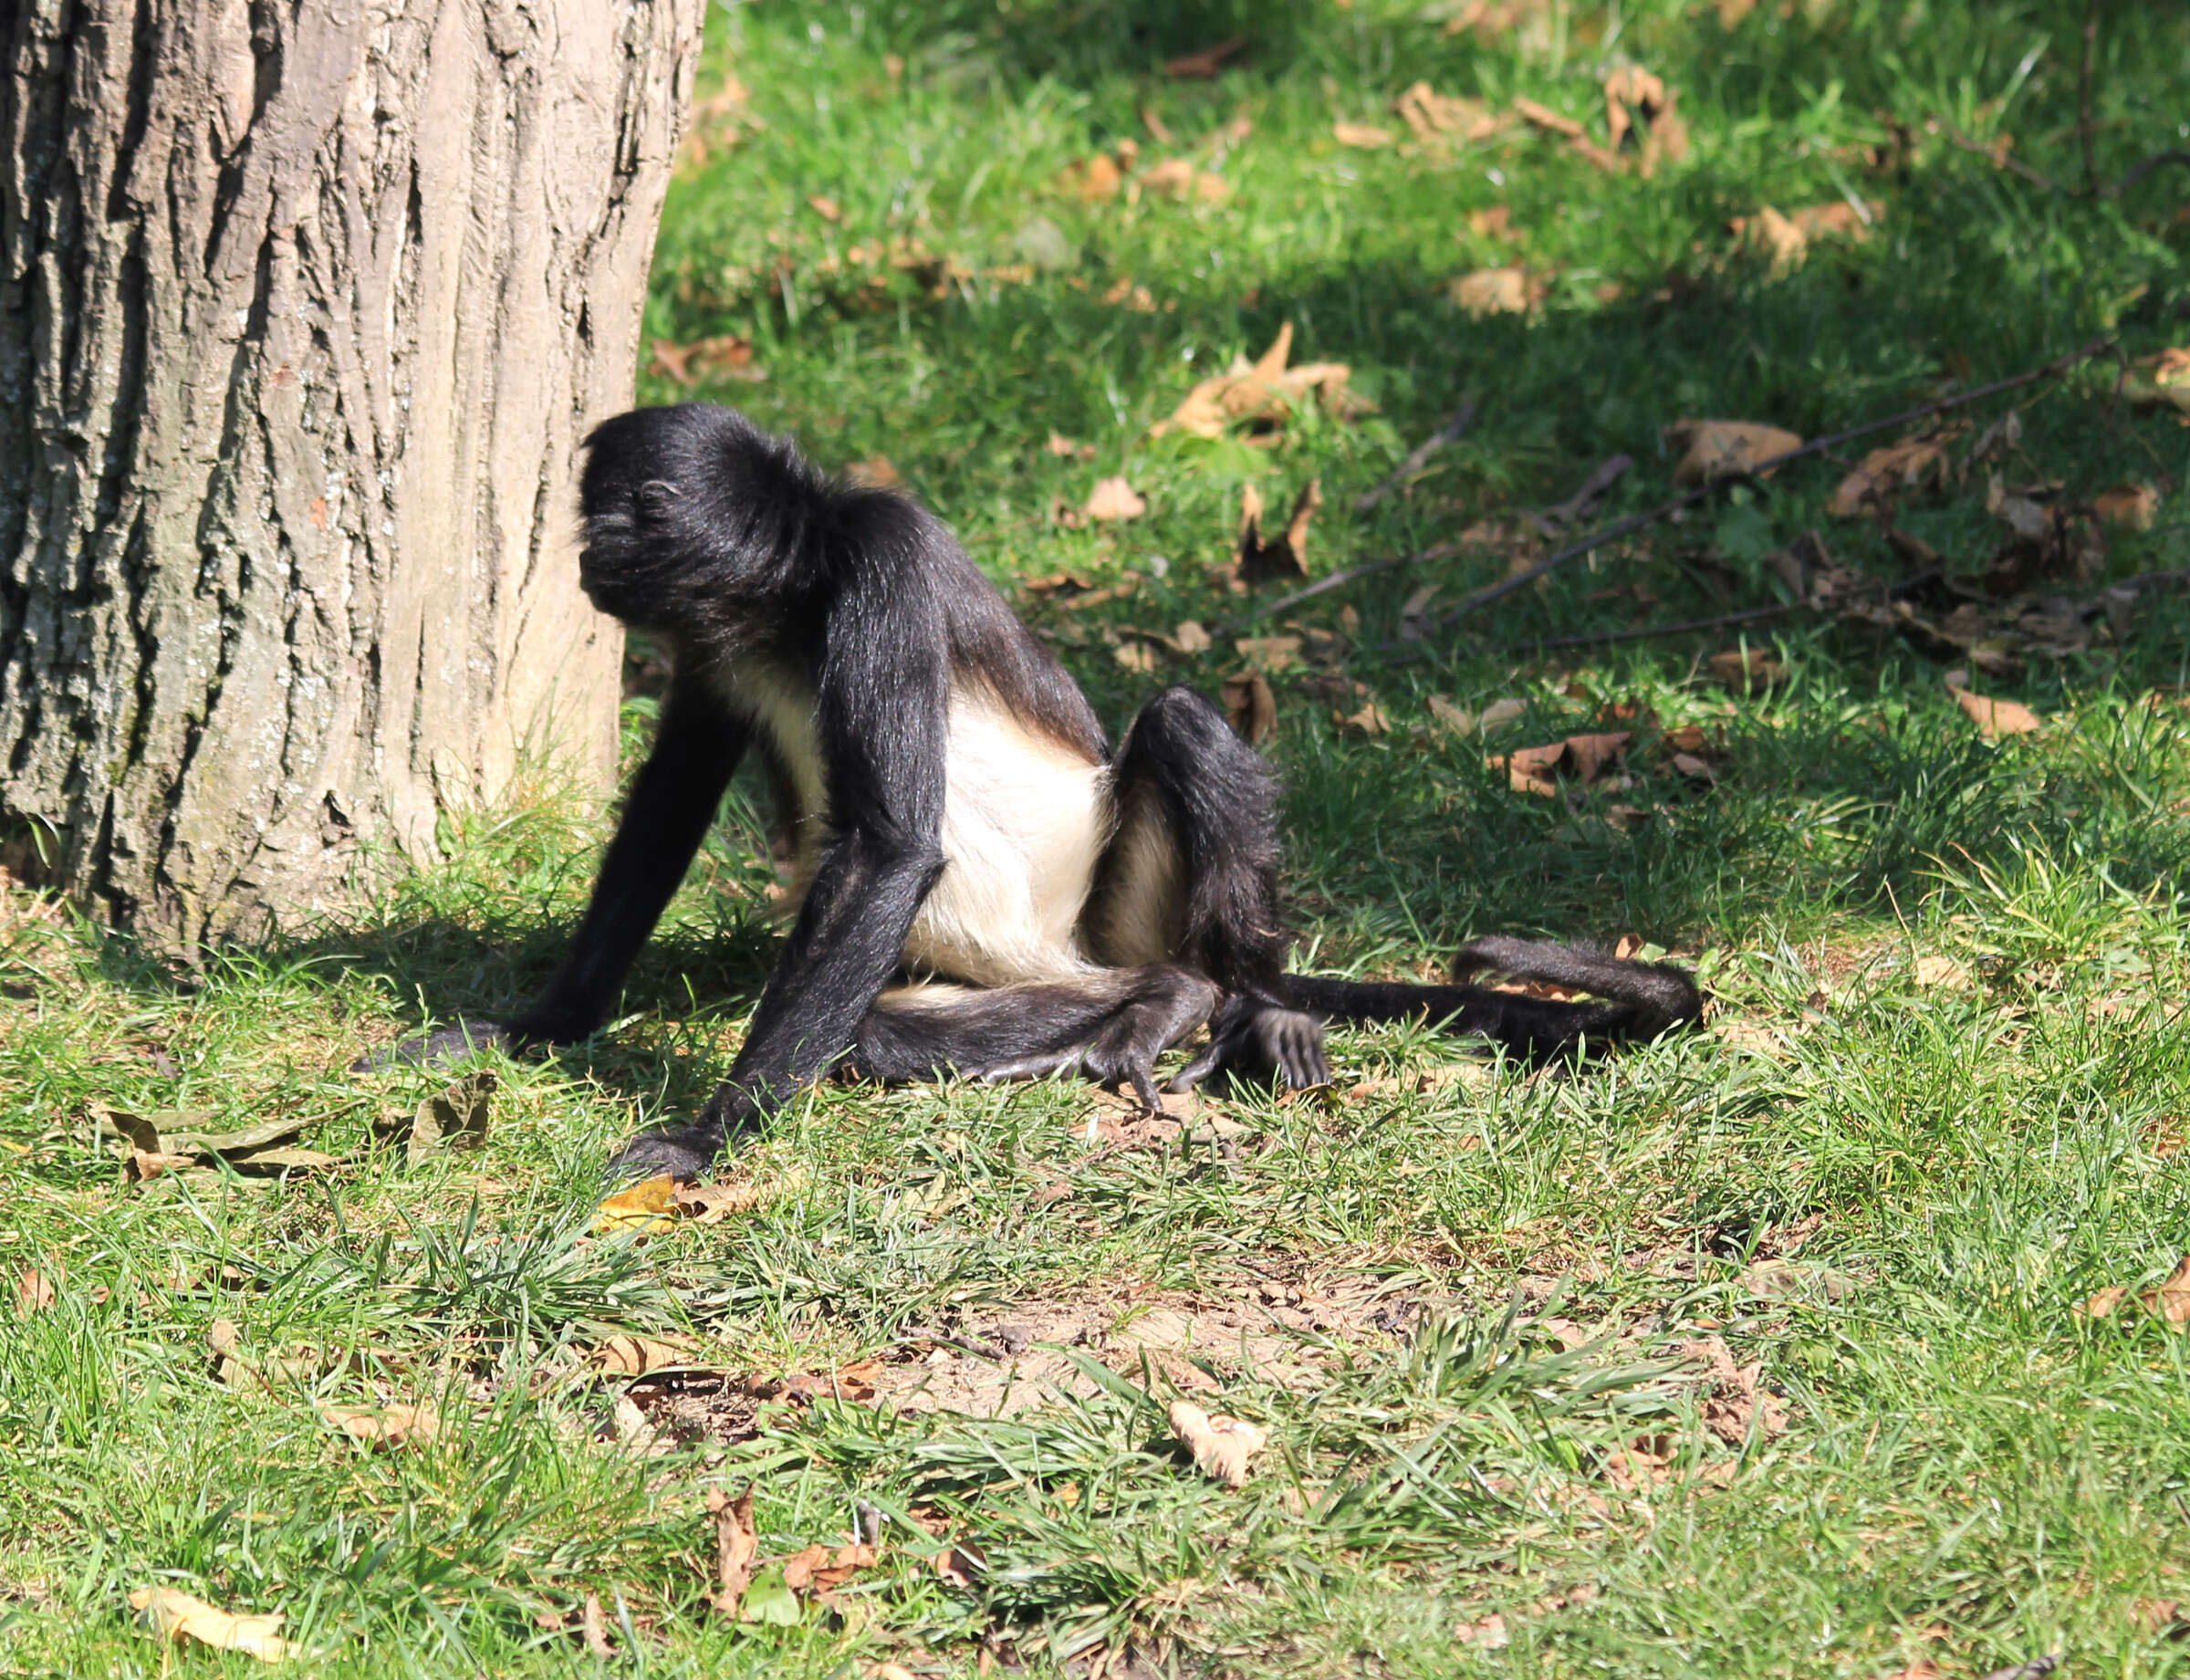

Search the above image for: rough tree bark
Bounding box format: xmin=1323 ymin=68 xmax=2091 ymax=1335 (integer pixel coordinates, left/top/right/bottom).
xmin=0 ymin=0 xmax=704 ymax=946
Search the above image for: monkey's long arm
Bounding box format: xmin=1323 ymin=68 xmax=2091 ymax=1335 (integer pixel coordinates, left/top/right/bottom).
xmin=611 ymin=612 xmax=951 ymax=1177
xmin=509 ymin=678 xmax=749 ymax=1046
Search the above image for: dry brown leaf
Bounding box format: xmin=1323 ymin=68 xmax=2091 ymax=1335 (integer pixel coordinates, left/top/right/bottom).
xmin=1944 ymin=673 xmax=2041 ymax=738
xmin=1913 ymin=954 xmax=1969 ymax=989
xmin=130 ymin=1587 xmax=288 ymax=1664
xmin=1669 ymin=751 xmax=1716 ymax=781
xmin=2094 ymin=483 xmax=2160 ymax=529
xmin=1479 ymin=696 xmax=1527 ymax=735
xmin=1512 ymin=96 xmax=1583 ymax=137
xmin=1064 ymin=153 xmax=1122 ymax=202
xmin=1730 ymin=202 xmax=1872 ymax=276
xmin=1708 ymin=649 xmax=1786 ymax=693
xmin=808 ymin=194 xmax=843 ymax=222
xmin=650 ymin=334 xmax=763 ymax=387
xmin=593 ymin=1331 xmax=703 ymax=1378
xmin=1163 ymin=37 xmax=1246 ymax=78
xmin=1827 ymin=430 xmax=1958 ymax=518
xmin=2080 ymin=1257 xmax=2190 ymax=1326
xmin=1235 ymin=634 xmax=1302 ymax=673
xmin=1392 ymin=82 xmax=1508 ymax=144
xmin=845 ymin=456 xmax=904 ymax=491
xmin=1140 ymin=157 xmax=1228 ymax=203
xmin=1223 ymin=672 xmax=1278 ymax=746
xmin=1173 ymin=620 xmax=1213 ymax=653
xmin=322 ymin=1402 xmax=440 ymax=1449
xmin=1425 ymin=694 xmax=1476 ymax=735
xmin=1333 ymin=120 xmax=1394 ymax=149
xmin=1084 ymin=476 xmax=1147 ymax=522
xmin=1113 ymin=640 xmax=1159 ymax=673
xmin=1493 ymin=731 xmax=1629 ymax=796
xmin=707 ymin=1487 xmax=760 ymax=1618
xmin=1168 ymin=1398 xmax=1267 ymax=1486
xmin=671 ymin=1178 xmax=781 ymax=1225
xmin=15 ymin=1268 xmax=56 ymax=1315
xmin=1716 ymin=0 xmax=1757 ymax=22
xmin=1151 ymin=323 xmax=1364 ymax=440
xmin=1449 ymin=266 xmax=1542 ymax=318
xmin=1236 ymin=480 xmax=1321 ymax=584
xmin=1046 ymin=432 xmax=1095 ymax=461
xmin=2122 ymin=347 xmax=2190 ymax=414
xmin=580 ymin=1591 xmax=614 ymax=1658
xmin=783 ymin=1541 xmax=879 ymax=1595
xmin=1664 ymin=419 xmax=1802 ymax=485
xmin=594 ymin=1174 xmax=679 ymax=1234
xmin=1338 ymin=700 xmax=1391 ymax=736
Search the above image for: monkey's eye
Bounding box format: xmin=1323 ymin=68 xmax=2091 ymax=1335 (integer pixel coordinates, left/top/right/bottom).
xmin=634 ymin=480 xmax=681 ymax=523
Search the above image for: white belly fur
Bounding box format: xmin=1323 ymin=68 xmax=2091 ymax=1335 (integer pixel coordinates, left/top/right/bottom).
xmin=715 ymin=666 xmax=1110 ymax=986
xmin=905 ymin=684 xmax=1110 ymax=985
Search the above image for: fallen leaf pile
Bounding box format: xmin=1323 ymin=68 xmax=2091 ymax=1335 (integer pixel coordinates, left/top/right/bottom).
xmin=1151 ymin=323 xmax=1370 ymax=440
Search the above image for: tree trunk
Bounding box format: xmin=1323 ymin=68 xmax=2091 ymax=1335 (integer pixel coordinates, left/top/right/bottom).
xmin=0 ymin=0 xmax=703 ymax=946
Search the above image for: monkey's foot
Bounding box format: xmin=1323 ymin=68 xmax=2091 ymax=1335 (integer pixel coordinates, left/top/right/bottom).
xmin=603 ymin=1127 xmax=721 ymax=1185
xmin=1168 ymin=999 xmax=1330 ymax=1093
xmin=351 ymin=1018 xmax=515 ymax=1074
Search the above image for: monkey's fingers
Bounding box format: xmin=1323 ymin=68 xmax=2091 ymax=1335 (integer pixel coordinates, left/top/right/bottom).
xmin=351 ymin=1018 xmax=515 ymax=1073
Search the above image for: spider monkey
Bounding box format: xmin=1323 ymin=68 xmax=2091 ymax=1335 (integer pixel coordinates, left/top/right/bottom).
xmin=378 ymin=405 xmax=1698 ymax=1181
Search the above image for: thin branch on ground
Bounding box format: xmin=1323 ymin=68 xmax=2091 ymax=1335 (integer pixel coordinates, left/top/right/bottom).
xmin=1433 ymin=336 xmax=2115 ymax=632
xmin=1354 ymin=399 xmax=1479 ymax=515
xmin=1492 ymin=602 xmax=1792 ymax=654
xmin=2116 ymin=150 xmax=2190 ymax=196
xmin=1941 ymin=121 xmax=2068 ymax=192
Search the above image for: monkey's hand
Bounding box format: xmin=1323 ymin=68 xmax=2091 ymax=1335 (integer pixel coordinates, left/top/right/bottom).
xmin=1167 ymin=998 xmax=1330 ymax=1094
xmin=350 ymin=1017 xmax=521 ymax=1073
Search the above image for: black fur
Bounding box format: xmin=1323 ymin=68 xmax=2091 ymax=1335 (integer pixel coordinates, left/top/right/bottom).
xmin=365 ymin=404 xmax=1699 ymax=1179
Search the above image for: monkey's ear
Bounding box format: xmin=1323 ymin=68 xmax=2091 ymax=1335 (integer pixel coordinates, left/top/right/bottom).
xmin=634 ymin=480 xmax=681 ymax=523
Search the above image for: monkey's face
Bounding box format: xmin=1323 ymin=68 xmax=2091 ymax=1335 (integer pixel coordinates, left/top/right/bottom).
xmin=576 ymin=474 xmax=698 ymax=631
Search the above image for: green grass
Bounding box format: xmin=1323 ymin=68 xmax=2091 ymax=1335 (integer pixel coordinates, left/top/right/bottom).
xmin=6 ymin=0 xmax=2190 ymax=1672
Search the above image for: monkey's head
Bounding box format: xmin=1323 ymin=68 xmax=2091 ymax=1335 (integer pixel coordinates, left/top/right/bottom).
xmin=577 ymin=404 xmax=833 ymax=642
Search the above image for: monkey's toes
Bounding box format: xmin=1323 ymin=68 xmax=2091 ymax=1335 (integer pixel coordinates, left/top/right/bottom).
xmin=603 ymin=1128 xmax=719 ymax=1185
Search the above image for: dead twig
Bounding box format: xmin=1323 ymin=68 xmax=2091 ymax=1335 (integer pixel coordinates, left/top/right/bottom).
xmin=1941 ymin=122 xmax=2067 ymax=193
xmin=2117 ymin=150 xmax=2190 ymax=196
xmin=1354 ymin=399 xmax=1478 ymax=514
xmin=1434 ymin=335 xmax=2114 ymax=631
xmin=1495 ymin=602 xmax=1791 ymax=653
xmin=1212 ymin=543 xmax=1459 ymax=637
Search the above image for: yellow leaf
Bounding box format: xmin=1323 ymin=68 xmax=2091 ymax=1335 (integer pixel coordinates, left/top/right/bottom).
xmin=129 ymin=1586 xmax=288 ymax=1664
xmin=595 ymin=1174 xmax=679 ymax=1233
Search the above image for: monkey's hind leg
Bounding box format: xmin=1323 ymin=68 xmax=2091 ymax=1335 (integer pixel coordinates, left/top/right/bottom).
xmin=1083 ymin=684 xmax=1329 ymax=1091
xmin=850 ymin=967 xmax=1219 ymax=1111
